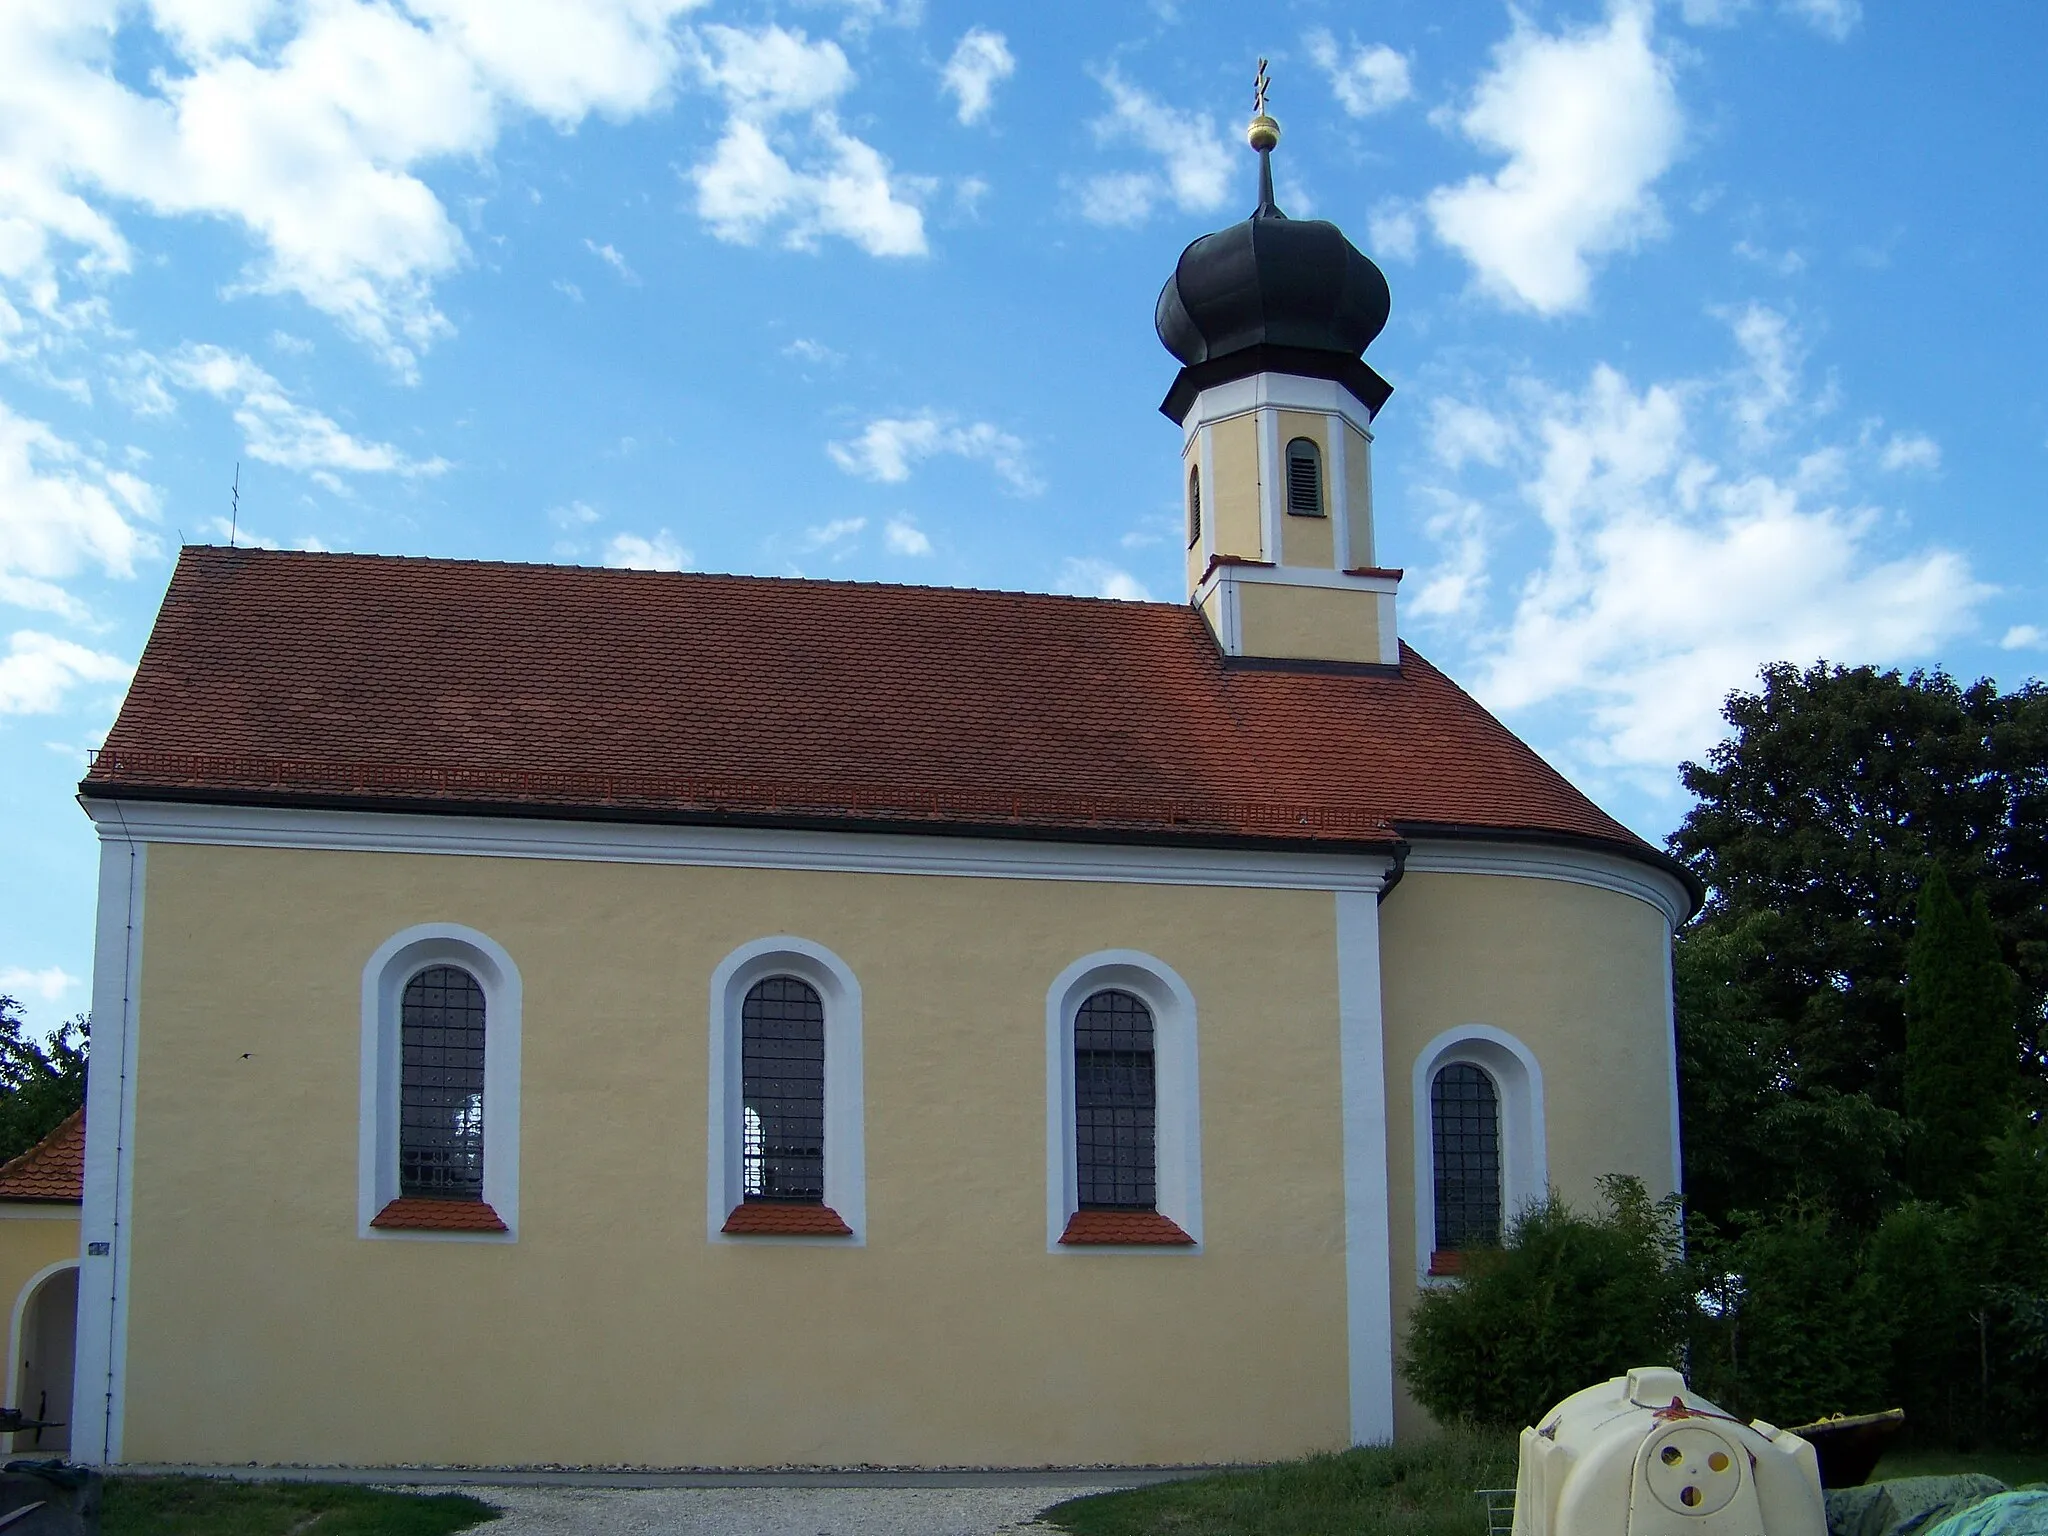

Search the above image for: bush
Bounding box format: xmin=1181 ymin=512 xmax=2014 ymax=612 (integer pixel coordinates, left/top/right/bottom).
xmin=1399 ymin=1175 xmax=1690 ymax=1430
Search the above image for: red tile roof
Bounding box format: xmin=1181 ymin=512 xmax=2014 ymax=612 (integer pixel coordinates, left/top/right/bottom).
xmin=370 ymin=1197 xmax=507 ymax=1232
xmin=722 ymin=1202 xmax=854 ymax=1236
xmin=83 ymin=548 xmax=1673 ymax=876
xmin=0 ymin=1111 xmax=84 ymax=1204
xmin=1060 ymin=1209 xmax=1195 ymax=1245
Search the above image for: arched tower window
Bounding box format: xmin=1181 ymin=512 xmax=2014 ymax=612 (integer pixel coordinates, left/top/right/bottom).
xmin=1285 ymin=436 xmax=1324 ymax=516
xmin=1187 ymin=465 xmax=1202 ymax=547
xmin=1074 ymin=988 xmax=1157 ymax=1209
xmin=741 ymin=976 xmax=826 ymax=1202
xmin=1431 ymin=1062 xmax=1502 ymax=1259
xmin=399 ymin=965 xmax=488 ymax=1200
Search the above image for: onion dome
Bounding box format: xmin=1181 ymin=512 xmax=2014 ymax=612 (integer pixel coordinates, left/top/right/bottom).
xmin=1155 ymin=80 xmax=1394 ymax=425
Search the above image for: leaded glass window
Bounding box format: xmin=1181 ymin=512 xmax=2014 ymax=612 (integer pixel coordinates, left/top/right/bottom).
xmin=1431 ymin=1062 xmax=1502 ymax=1252
xmin=1074 ymin=988 xmax=1157 ymax=1210
xmin=742 ymin=977 xmax=825 ymax=1201
xmin=399 ymin=965 xmax=487 ymax=1199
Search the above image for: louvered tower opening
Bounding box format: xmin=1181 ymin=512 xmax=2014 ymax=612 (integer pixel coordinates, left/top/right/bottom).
xmin=1285 ymin=437 xmax=1323 ymax=516
xmin=1187 ymin=465 xmax=1202 ymax=546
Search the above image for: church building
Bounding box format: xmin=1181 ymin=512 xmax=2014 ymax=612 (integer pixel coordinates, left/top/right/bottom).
xmin=65 ymin=103 xmax=1695 ymax=1469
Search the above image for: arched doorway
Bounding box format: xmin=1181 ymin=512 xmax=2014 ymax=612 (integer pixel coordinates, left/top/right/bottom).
xmin=9 ymin=1263 xmax=76 ymax=1455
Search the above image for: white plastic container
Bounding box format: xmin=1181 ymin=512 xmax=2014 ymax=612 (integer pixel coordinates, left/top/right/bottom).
xmin=1511 ymin=1367 xmax=1828 ymax=1536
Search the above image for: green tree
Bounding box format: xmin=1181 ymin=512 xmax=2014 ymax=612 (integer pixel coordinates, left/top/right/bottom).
xmin=0 ymin=996 xmax=88 ymax=1164
xmin=1400 ymin=1176 xmax=1690 ymax=1430
xmin=1675 ymin=912 xmax=1905 ymax=1229
xmin=1686 ymin=1204 xmax=1890 ymax=1426
xmin=1904 ymin=867 xmax=2021 ymax=1203
xmin=1671 ymin=663 xmax=2048 ymax=1115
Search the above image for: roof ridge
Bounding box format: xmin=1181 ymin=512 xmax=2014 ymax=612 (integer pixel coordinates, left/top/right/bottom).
xmin=174 ymin=545 xmax=1196 ymax=613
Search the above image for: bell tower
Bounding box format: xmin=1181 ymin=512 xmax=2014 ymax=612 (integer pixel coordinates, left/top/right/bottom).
xmin=1156 ymin=66 xmax=1400 ymax=668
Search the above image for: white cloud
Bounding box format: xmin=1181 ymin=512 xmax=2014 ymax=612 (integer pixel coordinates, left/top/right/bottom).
xmin=1677 ymin=0 xmax=1752 ymax=22
xmin=603 ymin=529 xmax=691 ymax=571
xmin=1368 ymin=200 xmax=1420 ymax=263
xmin=165 ymin=346 xmax=447 ymax=478
xmin=549 ymin=500 xmax=602 ymax=529
xmin=685 ymin=24 xmax=927 ymax=257
xmin=1079 ymin=69 xmax=1233 ymax=227
xmin=0 ymin=397 xmax=158 ymax=619
xmin=200 ymin=515 xmax=327 ymax=551
xmin=1425 ymin=2 xmax=1683 ymax=314
xmin=0 ymin=630 xmax=134 ymax=714
xmin=1728 ymin=303 xmax=1798 ymax=448
xmin=2003 ymin=625 xmax=2046 ymax=652
xmin=1055 ymin=558 xmax=1151 ymax=603
xmin=0 ymin=966 xmax=79 ymax=1005
xmin=885 ymin=517 xmax=932 ymax=556
xmin=803 ymin=516 xmax=866 ymax=552
xmin=1734 ymin=238 xmax=1806 ymax=276
xmin=584 ymin=239 xmax=638 ymax=283
xmin=1784 ymin=0 xmax=1861 ymax=40
xmin=940 ymin=29 xmax=1014 ymax=126
xmin=1305 ymin=31 xmax=1413 ymax=117
xmin=828 ymin=412 xmax=1040 ymax=494
xmin=0 ymin=0 xmax=710 ymax=373
xmin=783 ymin=337 xmax=845 ymax=367
xmin=1429 ymin=399 xmax=1515 ymax=471
xmin=1414 ymin=335 xmax=1988 ymax=775
xmin=1407 ymin=492 xmax=1491 ymax=621
xmin=1879 ymin=432 xmax=1940 ymax=473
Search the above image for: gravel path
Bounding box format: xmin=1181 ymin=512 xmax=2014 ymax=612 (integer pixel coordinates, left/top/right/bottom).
xmin=458 ymin=1481 xmax=1134 ymax=1535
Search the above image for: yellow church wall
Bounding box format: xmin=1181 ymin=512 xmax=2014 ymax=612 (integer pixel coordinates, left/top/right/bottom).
xmin=1208 ymin=413 xmax=1263 ymax=561
xmin=1376 ymin=870 xmax=1676 ymax=1439
xmin=1344 ymin=423 xmax=1373 ymax=567
xmin=119 ymin=839 xmax=1355 ymax=1468
xmin=0 ymin=1209 xmax=78 ymax=1453
xmin=1235 ymin=580 xmax=1390 ymax=665
xmin=1277 ymin=412 xmax=1336 ymax=570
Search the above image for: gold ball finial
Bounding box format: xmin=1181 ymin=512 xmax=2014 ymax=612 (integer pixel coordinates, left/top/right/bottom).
xmin=1248 ymin=58 xmax=1279 ymax=152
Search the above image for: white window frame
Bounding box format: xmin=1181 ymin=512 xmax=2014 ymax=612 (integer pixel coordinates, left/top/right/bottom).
xmin=1411 ymin=1025 xmax=1545 ymax=1283
xmin=358 ymin=923 xmax=522 ymax=1243
xmin=1044 ymin=950 xmax=1203 ymax=1253
xmin=706 ymin=937 xmax=866 ymax=1245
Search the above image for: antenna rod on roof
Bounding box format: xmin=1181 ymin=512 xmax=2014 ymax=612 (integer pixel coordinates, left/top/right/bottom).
xmin=229 ymin=462 xmax=240 ymax=548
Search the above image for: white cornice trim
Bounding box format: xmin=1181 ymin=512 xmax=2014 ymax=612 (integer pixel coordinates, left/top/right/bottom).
xmin=80 ymin=799 xmax=1395 ymax=895
xmin=1400 ymin=839 xmax=1689 ymax=928
xmin=1180 ymin=373 xmax=1379 ymax=445
xmin=1193 ymin=563 xmax=1400 ymax=598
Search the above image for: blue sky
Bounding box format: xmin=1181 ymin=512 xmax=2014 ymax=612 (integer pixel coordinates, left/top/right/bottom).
xmin=4 ymin=0 xmax=2044 ymax=1028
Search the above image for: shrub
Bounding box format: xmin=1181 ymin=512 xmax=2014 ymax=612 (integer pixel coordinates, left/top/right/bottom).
xmin=1399 ymin=1175 xmax=1690 ymax=1430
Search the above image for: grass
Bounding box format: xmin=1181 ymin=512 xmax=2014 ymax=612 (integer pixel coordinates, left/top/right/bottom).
xmin=101 ymin=1476 xmax=501 ymax=1536
xmin=1042 ymin=1429 xmax=1519 ymax=1536
xmin=1042 ymin=1435 xmax=2048 ymax=1536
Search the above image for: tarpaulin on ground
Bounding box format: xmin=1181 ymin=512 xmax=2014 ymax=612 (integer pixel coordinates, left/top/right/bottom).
xmin=1924 ymin=1491 xmax=2048 ymax=1536
xmin=1825 ymin=1475 xmax=2011 ymax=1536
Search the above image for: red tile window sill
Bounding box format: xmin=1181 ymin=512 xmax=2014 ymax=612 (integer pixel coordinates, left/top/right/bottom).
xmin=1427 ymin=1249 xmax=1465 ymax=1276
xmin=722 ymin=1201 xmax=853 ymax=1237
xmin=372 ymin=1196 xmax=507 ymax=1232
xmin=1059 ymin=1209 xmax=1196 ymax=1246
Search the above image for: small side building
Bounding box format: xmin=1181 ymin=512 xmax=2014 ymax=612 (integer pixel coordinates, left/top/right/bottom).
xmin=0 ymin=1111 xmax=82 ymax=1457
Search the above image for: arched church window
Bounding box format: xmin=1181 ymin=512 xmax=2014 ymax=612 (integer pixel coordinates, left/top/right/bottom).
xmin=1074 ymin=988 xmax=1157 ymax=1209
xmin=399 ymin=965 xmax=488 ymax=1199
xmin=741 ymin=976 xmax=826 ymax=1202
xmin=1431 ymin=1062 xmax=1503 ymax=1259
xmin=1187 ymin=465 xmax=1202 ymax=547
xmin=1285 ymin=436 xmax=1324 ymax=516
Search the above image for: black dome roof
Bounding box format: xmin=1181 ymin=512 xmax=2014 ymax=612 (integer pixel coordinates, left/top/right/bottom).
xmin=1155 ymin=204 xmax=1391 ymax=368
